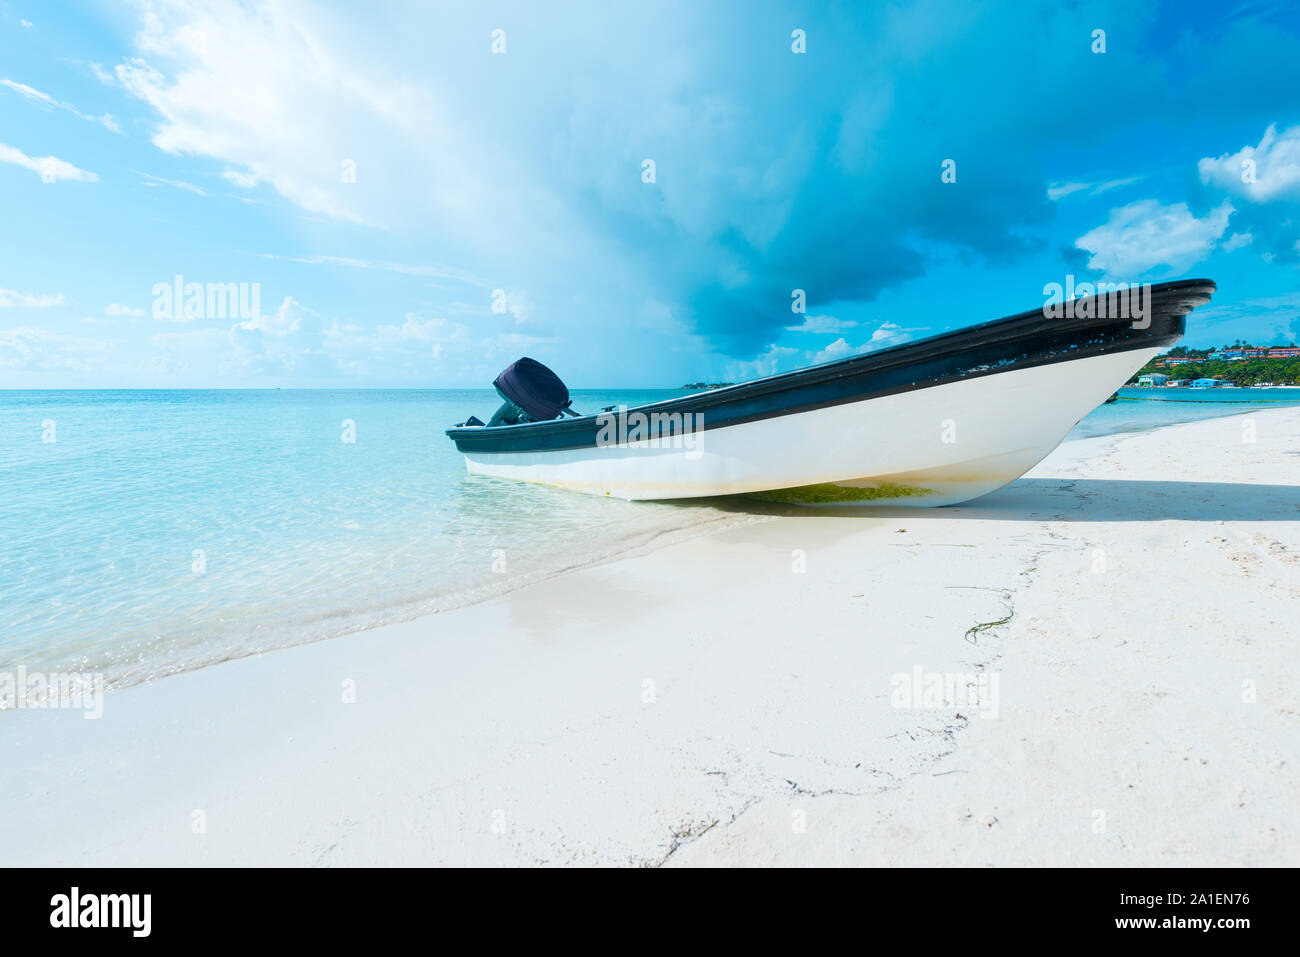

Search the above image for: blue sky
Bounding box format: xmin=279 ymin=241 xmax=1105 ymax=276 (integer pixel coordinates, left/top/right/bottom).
xmin=2 ymin=0 xmax=1300 ymax=389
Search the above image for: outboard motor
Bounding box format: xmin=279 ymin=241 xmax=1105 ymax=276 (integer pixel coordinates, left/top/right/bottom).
xmin=487 ymin=357 xmax=577 ymax=426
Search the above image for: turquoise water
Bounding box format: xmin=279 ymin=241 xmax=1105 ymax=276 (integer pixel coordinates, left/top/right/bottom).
xmin=1115 ymin=386 xmax=1300 ymax=403
xmin=1071 ymin=388 xmax=1300 ymax=438
xmin=4 ymin=386 xmax=1296 ymax=687
xmin=0 ymin=389 xmax=727 ymax=686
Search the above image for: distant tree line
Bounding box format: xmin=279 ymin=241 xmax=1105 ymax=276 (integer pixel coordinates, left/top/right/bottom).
xmin=1135 ymin=353 xmax=1300 ymax=386
xmin=1162 ymin=340 xmax=1298 ymax=357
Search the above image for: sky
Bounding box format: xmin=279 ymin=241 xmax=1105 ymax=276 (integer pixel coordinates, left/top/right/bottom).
xmin=2 ymin=0 xmax=1299 ymax=389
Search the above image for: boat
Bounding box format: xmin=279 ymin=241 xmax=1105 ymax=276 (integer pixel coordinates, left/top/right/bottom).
xmin=446 ymin=278 xmax=1216 ymax=505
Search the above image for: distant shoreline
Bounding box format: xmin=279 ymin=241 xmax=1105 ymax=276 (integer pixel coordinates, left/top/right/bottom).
xmin=1118 ymin=384 xmax=1300 ymax=402
xmin=1137 ymin=348 xmax=1300 ymax=388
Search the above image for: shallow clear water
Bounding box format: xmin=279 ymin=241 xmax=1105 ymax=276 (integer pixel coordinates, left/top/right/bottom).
xmin=1069 ymin=388 xmax=1300 ymax=438
xmin=0 ymin=389 xmax=728 ymax=685
xmin=4 ymin=385 xmax=1297 ymax=686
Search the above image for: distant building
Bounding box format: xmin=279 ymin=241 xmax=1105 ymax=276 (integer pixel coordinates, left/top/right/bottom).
xmin=1166 ymin=379 xmax=1186 ymax=387
xmin=1268 ymin=347 xmax=1300 ymax=357
xmin=1212 ymin=346 xmax=1273 ymax=358
xmin=1163 ymin=356 xmax=1195 ymax=364
xmin=1137 ymin=373 xmax=1168 ymax=386
xmin=1191 ymin=378 xmax=1224 ymax=389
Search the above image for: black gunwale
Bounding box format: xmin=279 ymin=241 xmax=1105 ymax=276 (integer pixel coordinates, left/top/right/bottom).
xmin=447 ymin=279 xmax=1215 ymax=455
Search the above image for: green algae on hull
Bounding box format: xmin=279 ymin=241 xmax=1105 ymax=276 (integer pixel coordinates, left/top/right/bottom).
xmin=742 ymin=481 xmax=936 ymax=505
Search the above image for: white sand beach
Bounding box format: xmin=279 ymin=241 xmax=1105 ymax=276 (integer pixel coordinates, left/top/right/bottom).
xmin=3 ymin=408 xmax=1297 ymax=867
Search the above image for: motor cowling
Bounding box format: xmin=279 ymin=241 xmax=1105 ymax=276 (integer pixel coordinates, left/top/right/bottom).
xmin=489 ymin=357 xmax=571 ymax=425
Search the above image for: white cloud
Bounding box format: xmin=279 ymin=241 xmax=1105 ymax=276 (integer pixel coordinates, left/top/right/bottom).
xmin=149 ymin=297 xmax=482 ymax=380
xmin=1198 ymin=123 xmax=1300 ymax=203
xmin=221 ymin=169 xmax=258 ymax=189
xmin=0 ymin=288 xmax=65 ymax=308
xmin=234 ymin=296 xmax=310 ymax=337
xmin=151 ymin=297 xmax=324 ymax=377
xmin=137 ymin=171 xmax=206 ymax=195
xmin=1046 ymin=176 xmax=1141 ymax=202
xmin=1046 ymin=182 xmax=1089 ymax=201
xmin=812 ymin=337 xmax=852 ymax=364
xmin=151 ymin=327 xmax=224 ymax=350
xmin=0 ymin=327 xmax=113 ymax=372
xmin=110 ymin=2 xmax=467 ymax=227
xmin=496 ymin=289 xmax=533 ymax=325
xmin=149 ymin=326 xmax=227 ymax=374
xmin=107 ymin=0 xmax=586 ymax=287
xmin=725 ymin=344 xmax=797 ymax=382
xmin=0 ymin=77 xmax=120 ymax=132
xmin=321 ymin=309 xmax=487 ymax=377
xmin=106 ymin=303 xmax=147 ymax=317
xmin=1221 ymin=232 xmax=1254 ymax=252
xmin=1075 ymin=199 xmax=1234 ymax=277
xmin=784 ymin=314 xmax=858 ymax=334
xmin=258 ymin=253 xmax=485 ymax=287
xmin=807 ymin=322 xmax=915 ymax=365
xmin=0 ymin=143 xmax=99 ymax=183
xmin=0 ymin=78 xmax=54 ymax=106
xmin=864 ymin=321 xmax=914 ymax=350
xmin=372 ymin=314 xmax=465 ymax=346
xmin=20 ymin=20 xmax=32 ymax=28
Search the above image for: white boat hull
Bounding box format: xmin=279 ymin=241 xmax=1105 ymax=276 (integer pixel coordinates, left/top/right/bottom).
xmin=462 ymin=346 xmax=1160 ymax=505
